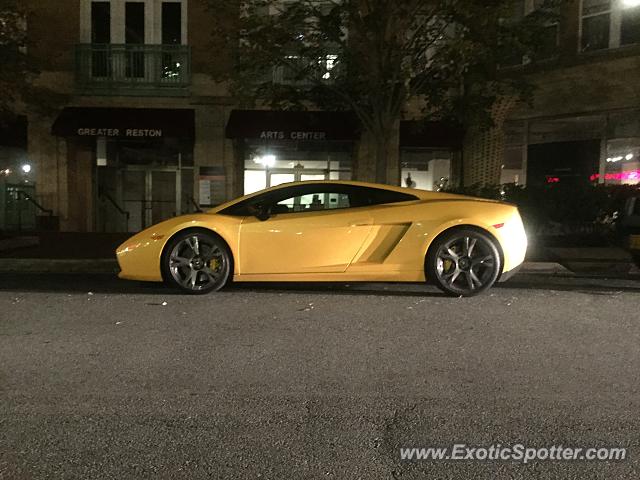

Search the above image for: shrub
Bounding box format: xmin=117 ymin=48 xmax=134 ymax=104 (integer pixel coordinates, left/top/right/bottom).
xmin=446 ymin=183 xmax=640 ymax=237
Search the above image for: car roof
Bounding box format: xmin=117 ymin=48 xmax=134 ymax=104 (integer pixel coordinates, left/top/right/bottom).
xmin=209 ymin=180 xmax=453 ymax=213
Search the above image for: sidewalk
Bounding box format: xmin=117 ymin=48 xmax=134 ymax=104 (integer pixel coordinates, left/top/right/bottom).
xmin=0 ymin=232 xmax=638 ymax=277
xmin=0 ymin=232 xmax=126 ymax=274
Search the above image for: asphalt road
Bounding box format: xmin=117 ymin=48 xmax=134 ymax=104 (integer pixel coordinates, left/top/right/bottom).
xmin=1 ymin=273 xmax=640 ymax=479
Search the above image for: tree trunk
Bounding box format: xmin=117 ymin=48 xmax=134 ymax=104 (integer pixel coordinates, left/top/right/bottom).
xmin=371 ymin=119 xmax=400 ymax=185
xmin=374 ymin=132 xmax=390 ymax=184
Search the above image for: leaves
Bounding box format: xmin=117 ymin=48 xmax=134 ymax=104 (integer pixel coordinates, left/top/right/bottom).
xmin=205 ymin=0 xmax=565 ymax=181
xmin=0 ymin=0 xmax=66 ymax=121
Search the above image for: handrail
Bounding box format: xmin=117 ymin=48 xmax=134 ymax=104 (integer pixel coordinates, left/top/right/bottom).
xmin=16 ymin=191 xmax=53 ymax=216
xmin=188 ymin=195 xmax=203 ymax=213
xmin=99 ymin=189 xmax=130 ymax=220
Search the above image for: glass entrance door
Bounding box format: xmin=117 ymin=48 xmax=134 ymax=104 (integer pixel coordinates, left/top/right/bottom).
xmin=123 ymin=170 xmax=146 ymax=232
xmin=151 ymin=171 xmax=177 ymax=225
xmin=122 ymin=168 xmax=178 ymax=232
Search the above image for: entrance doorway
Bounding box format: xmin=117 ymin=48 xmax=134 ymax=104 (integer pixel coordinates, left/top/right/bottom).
xmin=98 ymin=167 xmax=180 ymax=233
xmin=527 ymin=140 xmax=600 ymax=187
xmin=95 ymin=137 xmax=194 ymax=233
xmin=122 ymin=168 xmax=179 ymax=232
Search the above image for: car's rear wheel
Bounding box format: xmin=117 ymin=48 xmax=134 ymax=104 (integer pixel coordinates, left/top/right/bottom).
xmin=427 ymin=228 xmax=501 ymax=297
xmin=162 ymin=230 xmax=231 ymax=294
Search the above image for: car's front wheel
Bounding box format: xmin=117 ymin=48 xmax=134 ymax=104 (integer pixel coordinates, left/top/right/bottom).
xmin=161 ymin=230 xmax=231 ymax=294
xmin=427 ymin=228 xmax=501 ymax=297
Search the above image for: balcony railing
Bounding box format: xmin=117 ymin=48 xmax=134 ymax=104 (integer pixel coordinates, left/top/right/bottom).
xmin=271 ymin=54 xmax=339 ymax=86
xmin=75 ymin=44 xmax=191 ymax=96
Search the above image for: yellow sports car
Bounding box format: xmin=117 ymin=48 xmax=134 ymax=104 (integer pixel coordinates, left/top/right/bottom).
xmin=116 ymin=181 xmax=527 ymax=297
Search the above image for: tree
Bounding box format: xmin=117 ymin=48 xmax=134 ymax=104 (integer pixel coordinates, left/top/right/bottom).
xmin=0 ymin=0 xmax=31 ymax=120
xmin=208 ymin=0 xmax=561 ymax=184
xmin=0 ymin=0 xmax=63 ymax=124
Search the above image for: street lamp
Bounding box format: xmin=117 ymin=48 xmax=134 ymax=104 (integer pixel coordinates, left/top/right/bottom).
xmin=21 ymin=164 xmax=32 ymax=174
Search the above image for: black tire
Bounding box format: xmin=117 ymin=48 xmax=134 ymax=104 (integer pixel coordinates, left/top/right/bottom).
xmin=161 ymin=230 xmax=232 ymax=294
xmin=426 ymin=228 xmax=501 ymax=297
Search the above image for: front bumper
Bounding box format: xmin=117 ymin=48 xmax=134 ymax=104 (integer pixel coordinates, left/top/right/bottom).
xmin=116 ymin=235 xmax=165 ymax=282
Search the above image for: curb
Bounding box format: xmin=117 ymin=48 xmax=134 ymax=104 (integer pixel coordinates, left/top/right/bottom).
xmin=519 ymin=262 xmax=572 ymax=275
xmin=0 ymin=259 xmax=569 ymax=276
xmin=0 ymin=258 xmax=635 ymax=278
xmin=0 ymin=258 xmax=119 ymax=274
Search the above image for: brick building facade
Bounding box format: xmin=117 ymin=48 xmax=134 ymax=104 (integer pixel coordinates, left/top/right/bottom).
xmin=0 ymin=0 xmax=638 ymax=232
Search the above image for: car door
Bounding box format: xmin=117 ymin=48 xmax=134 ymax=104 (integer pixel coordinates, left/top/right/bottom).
xmin=238 ymin=185 xmax=373 ymax=274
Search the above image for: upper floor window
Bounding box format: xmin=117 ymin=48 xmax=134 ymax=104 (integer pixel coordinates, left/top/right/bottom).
xmin=500 ymin=0 xmax=559 ymax=66
xmin=581 ymin=0 xmax=640 ymax=51
xmin=81 ymin=0 xmax=186 ymax=45
xmin=621 ymin=0 xmax=640 ymax=45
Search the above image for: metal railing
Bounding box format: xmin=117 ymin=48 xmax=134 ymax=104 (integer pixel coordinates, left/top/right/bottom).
xmin=76 ymin=44 xmax=191 ymax=95
xmin=187 ymin=195 xmax=203 ymax=213
xmin=271 ymin=54 xmax=339 ymax=86
xmin=98 ymin=189 xmax=130 ymax=232
xmin=16 ymin=190 xmax=53 ymax=216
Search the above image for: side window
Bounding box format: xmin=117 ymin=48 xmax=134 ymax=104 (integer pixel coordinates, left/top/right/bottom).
xmin=219 ymin=184 xmax=418 ymax=217
xmin=275 ymin=191 xmax=351 ymax=213
xmin=349 ymin=187 xmax=419 ymax=207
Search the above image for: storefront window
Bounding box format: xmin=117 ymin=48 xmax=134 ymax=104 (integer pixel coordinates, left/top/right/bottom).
xmin=514 ymin=112 xmax=640 ymax=187
xmin=527 ymin=116 xmax=606 ymax=186
xmin=602 ymin=111 xmax=640 ymax=185
xmin=603 ymin=139 xmax=640 ymax=184
xmin=400 ymin=149 xmax=452 ymax=191
xmin=243 ymin=144 xmax=352 ymax=195
xmin=502 ymin=121 xmax=527 ymax=185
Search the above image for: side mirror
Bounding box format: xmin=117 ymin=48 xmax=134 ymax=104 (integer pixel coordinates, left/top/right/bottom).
xmin=254 ymin=203 xmax=271 ymax=221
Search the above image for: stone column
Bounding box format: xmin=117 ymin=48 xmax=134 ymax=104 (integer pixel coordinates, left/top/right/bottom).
xmin=462 ymin=97 xmax=516 ymax=186
xmin=28 ymin=113 xmax=66 ymax=228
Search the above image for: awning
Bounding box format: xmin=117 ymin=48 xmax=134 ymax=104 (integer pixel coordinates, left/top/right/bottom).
xmin=400 ymin=120 xmax=463 ymax=149
xmin=225 ymin=109 xmax=360 ymax=142
xmin=51 ymin=107 xmax=195 ymax=139
xmin=225 ymin=110 xmax=462 ymax=148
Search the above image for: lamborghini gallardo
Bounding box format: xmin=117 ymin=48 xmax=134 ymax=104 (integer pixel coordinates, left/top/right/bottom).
xmin=116 ymin=181 xmax=527 ymax=297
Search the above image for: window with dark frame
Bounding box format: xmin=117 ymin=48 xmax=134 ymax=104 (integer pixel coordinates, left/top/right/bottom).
xmin=621 ymin=5 xmax=640 ymax=46
xmin=91 ymin=2 xmax=111 ymax=77
xmin=162 ymin=2 xmax=182 ymax=45
xmin=125 ymin=2 xmax=145 ymax=44
xmin=125 ymin=2 xmax=145 ymax=78
xmin=91 ymin=2 xmax=111 ymax=43
xmin=581 ymin=0 xmax=611 ymax=51
xmin=499 ymin=0 xmax=559 ymax=67
xmin=162 ymin=2 xmax=183 ymax=80
xmin=580 ymin=0 xmax=640 ymax=51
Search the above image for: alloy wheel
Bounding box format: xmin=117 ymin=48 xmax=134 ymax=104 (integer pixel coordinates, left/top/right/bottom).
xmin=168 ymin=234 xmax=227 ymax=292
xmin=434 ymin=233 xmax=499 ymax=296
